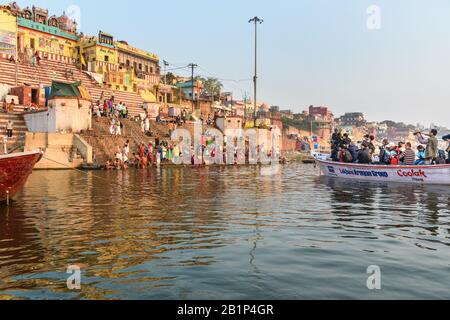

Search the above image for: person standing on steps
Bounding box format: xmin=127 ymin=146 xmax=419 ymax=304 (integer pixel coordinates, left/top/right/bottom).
xmin=6 ymin=120 xmax=13 ymax=138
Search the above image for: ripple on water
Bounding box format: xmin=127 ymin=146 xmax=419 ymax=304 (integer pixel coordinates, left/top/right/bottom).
xmin=0 ymin=164 xmax=449 ymax=299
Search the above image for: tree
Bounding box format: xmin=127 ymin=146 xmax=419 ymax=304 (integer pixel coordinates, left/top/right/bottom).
xmin=202 ymin=77 xmax=223 ymax=98
xmin=165 ymin=72 xmax=176 ymax=85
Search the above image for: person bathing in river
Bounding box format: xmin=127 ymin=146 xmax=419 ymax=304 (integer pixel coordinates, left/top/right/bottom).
xmin=104 ymin=159 xmax=114 ymax=170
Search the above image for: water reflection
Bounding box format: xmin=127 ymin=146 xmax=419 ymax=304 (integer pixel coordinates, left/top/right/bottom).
xmin=0 ymin=165 xmax=449 ymax=299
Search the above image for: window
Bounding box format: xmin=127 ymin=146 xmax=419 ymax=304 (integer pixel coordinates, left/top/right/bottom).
xmin=126 ymin=60 xmax=130 ymax=67
xmin=104 ymin=55 xmax=109 ymax=62
xmin=150 ymin=66 xmax=154 ymax=74
xmin=145 ymin=65 xmax=149 ymax=73
xmin=139 ymin=63 xmax=142 ymax=70
xmin=30 ymin=38 xmax=35 ymax=49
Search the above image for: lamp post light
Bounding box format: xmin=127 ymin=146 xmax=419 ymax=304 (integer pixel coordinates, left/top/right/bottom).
xmin=248 ymin=16 xmax=263 ymax=124
xmin=163 ymin=60 xmax=169 ymax=106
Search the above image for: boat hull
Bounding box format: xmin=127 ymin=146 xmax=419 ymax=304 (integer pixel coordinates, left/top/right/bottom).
xmin=316 ymin=159 xmax=450 ymax=185
xmin=0 ymin=151 xmax=43 ymax=202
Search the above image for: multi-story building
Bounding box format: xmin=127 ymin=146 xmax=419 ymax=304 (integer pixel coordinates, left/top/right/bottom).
xmin=175 ymin=80 xmax=204 ymax=101
xmin=305 ymin=106 xmax=334 ymax=146
xmin=80 ymin=32 xmax=160 ymax=96
xmin=116 ymin=41 xmax=160 ymax=88
xmin=1 ymin=3 xmax=161 ymax=102
xmin=340 ymin=112 xmax=366 ymax=127
xmin=308 ymin=105 xmax=334 ymax=122
xmin=1 ymin=4 xmax=79 ymax=63
xmin=280 ymin=109 xmax=294 ymax=119
xmin=270 ymin=106 xmax=280 ymax=113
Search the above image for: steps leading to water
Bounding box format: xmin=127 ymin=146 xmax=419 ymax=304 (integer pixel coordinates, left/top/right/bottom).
xmin=0 ymin=112 xmax=28 ymax=152
xmin=0 ymin=57 xmax=146 ymax=117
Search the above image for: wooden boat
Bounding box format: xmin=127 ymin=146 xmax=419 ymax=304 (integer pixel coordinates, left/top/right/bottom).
xmin=316 ymin=159 xmax=450 ymax=185
xmin=0 ymin=150 xmax=43 ymax=203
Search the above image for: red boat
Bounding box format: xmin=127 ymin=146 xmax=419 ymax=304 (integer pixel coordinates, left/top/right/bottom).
xmin=0 ymin=151 xmax=43 ymax=203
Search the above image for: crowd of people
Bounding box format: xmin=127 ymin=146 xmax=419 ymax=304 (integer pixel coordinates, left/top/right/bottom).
xmin=104 ymin=134 xmax=281 ymax=170
xmin=331 ymin=129 xmax=450 ymax=166
xmin=105 ymin=139 xmax=182 ymax=170
xmin=92 ymin=99 xmax=129 ymax=119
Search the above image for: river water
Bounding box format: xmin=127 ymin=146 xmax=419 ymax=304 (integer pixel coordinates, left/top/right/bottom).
xmin=0 ymin=163 xmax=449 ymax=300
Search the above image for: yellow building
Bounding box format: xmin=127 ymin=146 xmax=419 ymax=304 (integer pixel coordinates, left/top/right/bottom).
xmin=0 ymin=7 xmax=18 ymax=59
xmin=80 ymin=32 xmax=160 ymax=98
xmin=1 ymin=4 xmax=80 ymax=63
xmin=1 ymin=3 xmax=161 ymax=102
xmin=79 ymin=32 xmax=120 ymax=86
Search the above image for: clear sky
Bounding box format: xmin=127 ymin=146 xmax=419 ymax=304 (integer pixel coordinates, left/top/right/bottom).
xmin=13 ymin=0 xmax=450 ymax=127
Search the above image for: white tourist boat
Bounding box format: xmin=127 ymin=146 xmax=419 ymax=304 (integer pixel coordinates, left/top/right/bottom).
xmin=311 ymin=152 xmax=331 ymax=161
xmin=316 ymin=159 xmax=450 ymax=185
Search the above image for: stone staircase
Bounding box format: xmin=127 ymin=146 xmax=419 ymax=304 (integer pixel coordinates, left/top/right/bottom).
xmin=81 ymin=117 xmax=179 ymax=165
xmin=0 ymin=57 xmax=146 ymax=117
xmin=0 ymin=112 xmax=28 ymax=152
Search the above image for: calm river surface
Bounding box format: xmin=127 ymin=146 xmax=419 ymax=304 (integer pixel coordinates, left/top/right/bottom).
xmin=1 ymin=163 xmax=450 ymax=300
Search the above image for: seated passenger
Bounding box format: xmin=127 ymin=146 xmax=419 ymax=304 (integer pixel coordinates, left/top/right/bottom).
xmin=436 ymin=150 xmax=447 ymax=164
xmin=415 ymin=146 xmax=426 ymax=165
xmin=338 ymin=145 xmax=353 ymax=163
xmin=388 ymin=144 xmax=400 ymax=165
xmin=401 ymin=142 xmax=416 ymax=165
xmin=8 ymin=99 xmax=15 ymax=113
xmin=347 ymin=140 xmax=359 ymax=163
xmin=443 ymin=134 xmax=450 ymax=163
xmin=357 ymin=143 xmax=371 ymax=164
xmin=379 ymin=139 xmax=391 ymax=165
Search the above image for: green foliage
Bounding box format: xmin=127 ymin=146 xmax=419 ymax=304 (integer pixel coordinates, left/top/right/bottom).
xmin=200 ymin=77 xmax=223 ymax=96
xmin=282 ymin=117 xmax=318 ymax=132
xmin=165 ymin=72 xmax=176 ymax=85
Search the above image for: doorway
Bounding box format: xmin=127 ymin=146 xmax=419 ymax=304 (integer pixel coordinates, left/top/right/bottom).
xmin=31 ymin=88 xmax=39 ymax=105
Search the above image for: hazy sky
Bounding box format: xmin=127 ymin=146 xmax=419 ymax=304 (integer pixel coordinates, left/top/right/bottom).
xmin=14 ymin=0 xmax=450 ymax=127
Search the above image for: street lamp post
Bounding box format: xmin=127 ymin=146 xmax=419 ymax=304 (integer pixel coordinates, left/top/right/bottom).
xmin=163 ymin=60 xmax=169 ymax=85
xmin=163 ymin=60 xmax=169 ymax=106
xmin=188 ymin=63 xmax=198 ymax=112
xmin=248 ymin=16 xmax=263 ymax=124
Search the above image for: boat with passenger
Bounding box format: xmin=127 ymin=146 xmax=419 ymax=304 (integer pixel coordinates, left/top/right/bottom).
xmin=316 ymin=159 xmax=450 ymax=185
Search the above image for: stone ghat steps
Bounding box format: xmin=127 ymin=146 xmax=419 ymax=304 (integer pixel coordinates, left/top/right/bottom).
xmin=82 ymin=118 xmax=164 ymax=165
xmin=34 ymin=60 xmax=146 ymax=115
xmin=0 ymin=117 xmax=29 ymax=137
xmin=0 ymin=59 xmax=50 ymax=87
xmin=0 ymin=113 xmax=28 ymax=152
xmin=0 ymin=58 xmax=146 ymax=117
